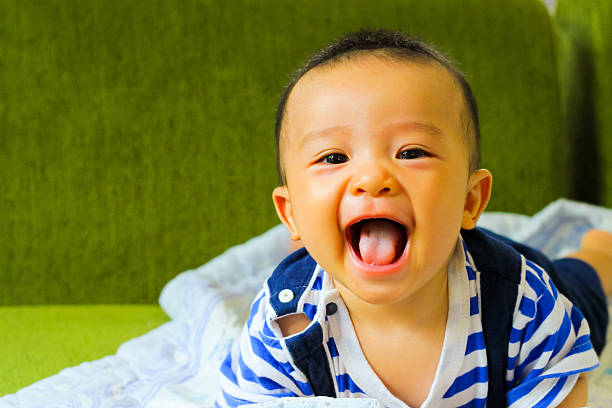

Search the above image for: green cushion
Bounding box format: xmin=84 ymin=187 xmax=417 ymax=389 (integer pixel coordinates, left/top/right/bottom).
xmin=0 ymin=305 xmax=169 ymax=396
xmin=555 ymin=0 xmax=612 ymax=206
xmin=0 ymin=0 xmax=564 ymax=304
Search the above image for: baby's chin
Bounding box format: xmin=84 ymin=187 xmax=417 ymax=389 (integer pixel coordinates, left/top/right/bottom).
xmin=331 ymin=275 xmax=417 ymax=306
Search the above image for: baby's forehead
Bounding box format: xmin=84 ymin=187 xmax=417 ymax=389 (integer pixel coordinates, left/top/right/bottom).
xmin=282 ymin=56 xmax=466 ymax=146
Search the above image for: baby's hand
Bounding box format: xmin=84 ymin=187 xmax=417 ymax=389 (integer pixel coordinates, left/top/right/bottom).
xmin=556 ymin=373 xmax=588 ymax=408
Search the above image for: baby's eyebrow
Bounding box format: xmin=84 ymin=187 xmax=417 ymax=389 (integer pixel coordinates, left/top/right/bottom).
xmin=298 ymin=125 xmax=352 ymax=148
xmin=297 ymin=121 xmax=443 ymax=148
xmin=383 ymin=121 xmax=443 ymax=137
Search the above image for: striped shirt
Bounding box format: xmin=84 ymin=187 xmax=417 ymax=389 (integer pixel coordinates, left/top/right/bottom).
xmin=216 ymin=237 xmax=599 ymax=407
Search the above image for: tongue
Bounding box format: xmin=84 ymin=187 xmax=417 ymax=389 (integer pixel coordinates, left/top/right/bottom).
xmin=358 ymin=219 xmax=404 ymax=265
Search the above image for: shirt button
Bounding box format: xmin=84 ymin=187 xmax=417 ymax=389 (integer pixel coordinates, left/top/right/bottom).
xmin=326 ymin=302 xmax=338 ymax=316
xmin=278 ymin=289 xmax=294 ymax=303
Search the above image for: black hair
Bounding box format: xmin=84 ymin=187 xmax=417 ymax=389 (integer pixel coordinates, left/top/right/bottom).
xmin=275 ymin=28 xmax=481 ymax=185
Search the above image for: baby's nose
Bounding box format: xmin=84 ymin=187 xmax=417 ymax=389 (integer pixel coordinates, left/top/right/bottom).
xmin=348 ymin=165 xmax=399 ymax=197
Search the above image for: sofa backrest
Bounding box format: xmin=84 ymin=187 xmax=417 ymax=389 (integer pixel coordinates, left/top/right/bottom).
xmin=555 ymin=0 xmax=612 ymax=207
xmin=0 ymin=0 xmax=564 ymax=304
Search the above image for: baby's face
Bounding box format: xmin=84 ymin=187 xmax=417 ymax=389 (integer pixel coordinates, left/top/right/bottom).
xmin=273 ymin=56 xmax=490 ymax=306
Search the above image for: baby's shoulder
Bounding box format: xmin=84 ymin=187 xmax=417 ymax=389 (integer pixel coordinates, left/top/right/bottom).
xmin=508 ymin=257 xmax=573 ymax=343
xmin=515 ymin=258 xmax=561 ymax=314
xmin=246 ymin=248 xmax=322 ymax=335
xmin=463 ymin=229 xmax=558 ymax=319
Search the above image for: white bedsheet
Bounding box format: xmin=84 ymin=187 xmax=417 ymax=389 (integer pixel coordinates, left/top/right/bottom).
xmin=1 ymin=199 xmax=611 ymax=408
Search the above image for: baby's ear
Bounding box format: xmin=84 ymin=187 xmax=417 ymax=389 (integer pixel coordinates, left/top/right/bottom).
xmin=272 ymin=186 xmax=300 ymax=240
xmin=461 ymin=169 xmax=493 ymax=230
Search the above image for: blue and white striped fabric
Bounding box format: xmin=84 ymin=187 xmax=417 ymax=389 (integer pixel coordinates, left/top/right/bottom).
xmin=217 ymin=235 xmax=599 ymax=408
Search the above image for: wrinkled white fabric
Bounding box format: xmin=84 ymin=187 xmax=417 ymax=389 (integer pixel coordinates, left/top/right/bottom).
xmin=1 ymin=199 xmax=611 ymax=408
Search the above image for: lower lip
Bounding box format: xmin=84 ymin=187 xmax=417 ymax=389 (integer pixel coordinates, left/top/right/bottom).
xmin=347 ymin=240 xmax=410 ymax=278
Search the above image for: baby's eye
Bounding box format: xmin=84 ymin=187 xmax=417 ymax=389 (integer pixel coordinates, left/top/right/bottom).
xmin=319 ymin=153 xmax=348 ymax=164
xmin=397 ymin=148 xmax=428 ymax=160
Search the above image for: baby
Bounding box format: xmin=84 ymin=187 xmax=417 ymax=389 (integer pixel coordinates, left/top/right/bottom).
xmin=216 ymin=29 xmax=612 ymax=407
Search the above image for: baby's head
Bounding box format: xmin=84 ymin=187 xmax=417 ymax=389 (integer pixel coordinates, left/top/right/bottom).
xmin=272 ymin=29 xmax=492 ymax=306
xmin=276 ymin=29 xmax=482 ymax=184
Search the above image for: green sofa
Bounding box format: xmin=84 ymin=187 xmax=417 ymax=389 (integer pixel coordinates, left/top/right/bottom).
xmin=1 ymin=0 xmax=609 ymax=397
xmin=555 ymin=0 xmax=612 ymax=206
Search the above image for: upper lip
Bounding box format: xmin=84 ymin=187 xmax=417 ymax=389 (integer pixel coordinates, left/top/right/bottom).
xmin=344 ymin=213 xmax=409 ymax=231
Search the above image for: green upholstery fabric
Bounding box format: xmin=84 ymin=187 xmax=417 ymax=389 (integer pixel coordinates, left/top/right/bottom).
xmin=0 ymin=0 xmax=564 ymax=305
xmin=555 ymin=0 xmax=612 ymax=206
xmin=0 ymin=305 xmax=169 ymax=396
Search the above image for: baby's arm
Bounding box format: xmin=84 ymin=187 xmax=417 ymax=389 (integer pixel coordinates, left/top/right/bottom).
xmin=216 ymin=289 xmax=308 ymax=408
xmin=506 ymin=259 xmax=599 ymax=407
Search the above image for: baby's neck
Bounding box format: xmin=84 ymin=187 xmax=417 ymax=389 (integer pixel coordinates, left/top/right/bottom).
xmin=335 ymin=268 xmax=449 ymax=408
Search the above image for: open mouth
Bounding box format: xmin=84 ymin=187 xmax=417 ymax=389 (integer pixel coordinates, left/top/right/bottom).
xmin=347 ymin=218 xmax=408 ymax=266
